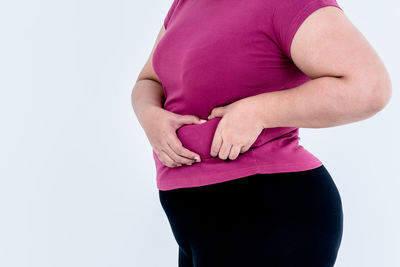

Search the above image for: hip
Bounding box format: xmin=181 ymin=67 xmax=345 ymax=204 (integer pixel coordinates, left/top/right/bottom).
xmin=159 ymin=165 xmax=343 ymax=234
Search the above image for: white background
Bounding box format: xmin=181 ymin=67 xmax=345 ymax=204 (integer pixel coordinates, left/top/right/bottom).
xmin=0 ymin=0 xmax=399 ymax=266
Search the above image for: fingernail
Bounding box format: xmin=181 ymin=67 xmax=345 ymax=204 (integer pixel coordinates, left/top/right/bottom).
xmin=194 ymin=156 xmax=201 ymax=162
xmin=200 ymin=119 xmax=207 ymax=123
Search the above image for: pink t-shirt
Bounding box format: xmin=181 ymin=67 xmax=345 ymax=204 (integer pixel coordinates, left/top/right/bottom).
xmin=152 ymin=0 xmax=343 ymax=191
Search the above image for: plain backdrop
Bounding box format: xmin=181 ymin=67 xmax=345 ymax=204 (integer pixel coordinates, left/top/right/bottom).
xmin=0 ymin=0 xmax=399 ymax=266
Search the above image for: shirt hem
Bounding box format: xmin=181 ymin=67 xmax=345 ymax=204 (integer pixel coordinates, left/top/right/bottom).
xmin=157 ymin=159 xmax=323 ymax=191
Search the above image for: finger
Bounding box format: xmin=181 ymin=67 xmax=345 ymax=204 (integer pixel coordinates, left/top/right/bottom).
xmin=210 ymin=133 xmax=223 ymax=158
xmin=228 ymin=145 xmax=242 ymax=160
xmin=158 ymin=145 xmax=181 ymax=167
xmin=168 ymin=138 xmax=201 ymax=164
xmin=218 ymin=141 xmax=232 ymax=160
xmin=208 ymin=106 xmax=225 ymax=120
xmin=165 ymin=141 xmax=196 ymax=165
xmin=157 ymin=149 xmax=182 ymax=168
xmin=240 ymin=143 xmax=252 ymax=154
xmin=177 ymin=115 xmax=204 ymax=127
xmin=171 ymin=139 xmax=202 ymax=162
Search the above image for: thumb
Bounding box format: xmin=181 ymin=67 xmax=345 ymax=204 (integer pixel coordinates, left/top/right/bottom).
xmin=208 ymin=106 xmax=226 ymax=119
xmin=177 ymin=115 xmax=205 ymax=126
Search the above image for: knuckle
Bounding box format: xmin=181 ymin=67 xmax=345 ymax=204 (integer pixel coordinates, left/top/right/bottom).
xmin=159 ymin=146 xmax=167 ymax=154
xmin=171 ymin=162 xmax=181 ymax=168
xmin=175 ymin=144 xmax=184 ymax=154
xmin=175 ymin=161 xmax=183 ymax=167
xmin=163 ymin=160 xmax=172 ymax=167
xmin=164 ymin=158 xmax=174 ymax=167
xmin=162 ymin=161 xmax=171 ymax=167
xmin=210 ymin=148 xmax=217 ymax=155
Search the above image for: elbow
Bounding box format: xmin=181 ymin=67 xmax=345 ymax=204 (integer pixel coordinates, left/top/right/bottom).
xmin=367 ymin=71 xmax=392 ymax=112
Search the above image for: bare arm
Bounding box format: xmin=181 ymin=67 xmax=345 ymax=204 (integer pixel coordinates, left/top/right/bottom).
xmin=131 ymin=25 xmax=166 ymax=130
xmin=251 ymin=6 xmax=392 ymax=129
xmin=131 ymin=25 xmax=203 ymax=167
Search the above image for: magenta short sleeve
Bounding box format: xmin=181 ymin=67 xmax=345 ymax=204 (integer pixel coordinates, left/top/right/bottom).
xmin=272 ymin=0 xmax=343 ymax=61
xmin=151 ymin=0 xmax=334 ymax=190
xmin=163 ymin=0 xmax=180 ymax=30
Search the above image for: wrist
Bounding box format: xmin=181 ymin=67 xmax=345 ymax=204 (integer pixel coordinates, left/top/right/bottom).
xmin=139 ymin=105 xmax=164 ymax=129
xmin=247 ymin=94 xmax=270 ymax=129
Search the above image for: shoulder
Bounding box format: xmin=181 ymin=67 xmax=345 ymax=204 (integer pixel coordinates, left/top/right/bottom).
xmin=268 ymin=0 xmax=343 ymax=61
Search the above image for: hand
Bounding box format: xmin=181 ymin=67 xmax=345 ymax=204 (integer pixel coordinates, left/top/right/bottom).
xmin=207 ymin=97 xmax=265 ymax=160
xmin=142 ymin=106 xmax=206 ymax=168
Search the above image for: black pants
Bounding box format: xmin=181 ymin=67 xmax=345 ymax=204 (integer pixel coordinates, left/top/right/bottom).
xmin=158 ymin=165 xmax=343 ymax=267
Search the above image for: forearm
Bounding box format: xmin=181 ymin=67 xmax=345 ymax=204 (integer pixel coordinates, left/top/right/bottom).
xmin=251 ymin=76 xmax=382 ymax=129
xmin=131 ymin=79 xmax=165 ymax=129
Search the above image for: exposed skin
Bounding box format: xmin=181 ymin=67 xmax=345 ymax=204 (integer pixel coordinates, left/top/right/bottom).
xmin=132 ymin=6 xmax=392 ymax=165
xmin=207 ymin=6 xmax=392 ymax=160
xmin=131 ymin=26 xmax=206 ymax=168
